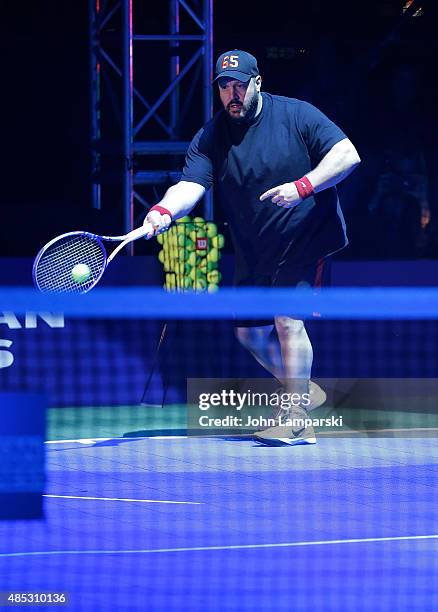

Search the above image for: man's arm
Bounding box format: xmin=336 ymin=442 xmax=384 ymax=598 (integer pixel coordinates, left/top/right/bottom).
xmin=306 ymin=138 xmax=361 ymax=192
xmin=259 ymin=138 xmax=361 ymax=207
xmin=144 ymin=180 xmax=206 ymax=236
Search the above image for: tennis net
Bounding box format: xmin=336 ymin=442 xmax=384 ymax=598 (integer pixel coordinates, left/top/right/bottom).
xmin=1 ymin=286 xmax=438 ymax=610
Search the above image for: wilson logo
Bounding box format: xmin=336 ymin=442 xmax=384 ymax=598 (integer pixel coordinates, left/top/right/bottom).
xmin=196 ymin=238 xmax=208 ymax=250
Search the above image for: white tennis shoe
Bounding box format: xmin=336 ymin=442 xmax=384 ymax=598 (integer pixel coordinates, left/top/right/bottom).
xmin=254 ymin=403 xmax=317 ymax=446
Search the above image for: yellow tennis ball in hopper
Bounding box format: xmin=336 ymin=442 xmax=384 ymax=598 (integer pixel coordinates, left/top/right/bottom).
xmin=193 ymin=277 xmax=207 ymax=290
xmin=207 ymin=270 xmax=221 ymax=284
xmin=207 ymin=248 xmax=220 ymax=263
xmin=175 ymin=275 xmax=187 ymax=287
xmin=195 ymin=227 xmax=207 ymax=239
xmin=212 ymin=234 xmax=225 ymax=249
xmin=71 ymin=263 xmax=91 ymax=283
xmin=185 ymin=238 xmax=195 ymax=252
xmin=189 ymin=269 xmax=207 ymax=283
xmin=207 ymin=283 xmax=219 ymax=293
xmin=188 ymin=252 xmax=198 ymax=267
xmin=179 ymin=247 xmax=191 ymax=262
xmin=206 ymin=222 xmax=218 ymax=238
xmin=166 ymin=274 xmax=176 ymax=289
xmin=177 ymin=262 xmax=190 ymax=275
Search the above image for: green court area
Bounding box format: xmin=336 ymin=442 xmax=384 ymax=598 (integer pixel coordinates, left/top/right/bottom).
xmin=47 ymin=404 xmax=438 ymax=441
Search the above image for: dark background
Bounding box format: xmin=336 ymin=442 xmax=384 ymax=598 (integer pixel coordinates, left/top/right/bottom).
xmin=1 ymin=0 xmax=437 ymax=259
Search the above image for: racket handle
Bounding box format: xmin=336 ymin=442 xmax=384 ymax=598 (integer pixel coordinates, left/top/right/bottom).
xmin=125 ymin=224 xmax=154 ymax=242
xmin=106 ymin=224 xmax=155 ymax=264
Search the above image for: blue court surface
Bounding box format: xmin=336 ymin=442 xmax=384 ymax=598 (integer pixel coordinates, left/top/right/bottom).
xmin=1 ymin=435 xmax=438 ymax=611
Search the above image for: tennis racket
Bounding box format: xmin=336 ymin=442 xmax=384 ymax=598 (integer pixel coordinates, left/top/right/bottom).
xmin=32 ymin=224 xmax=153 ymax=294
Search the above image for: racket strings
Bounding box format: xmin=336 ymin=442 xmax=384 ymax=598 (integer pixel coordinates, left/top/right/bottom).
xmin=34 ymin=235 xmax=106 ymax=293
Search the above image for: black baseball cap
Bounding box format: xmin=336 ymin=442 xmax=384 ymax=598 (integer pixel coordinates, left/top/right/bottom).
xmin=213 ymin=50 xmax=259 ymax=83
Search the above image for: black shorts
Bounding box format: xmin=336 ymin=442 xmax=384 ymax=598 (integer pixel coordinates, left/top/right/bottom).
xmin=234 ymin=257 xmax=331 ymax=327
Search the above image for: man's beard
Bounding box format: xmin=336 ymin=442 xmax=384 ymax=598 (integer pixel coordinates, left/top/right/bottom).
xmin=227 ymin=91 xmax=259 ymax=124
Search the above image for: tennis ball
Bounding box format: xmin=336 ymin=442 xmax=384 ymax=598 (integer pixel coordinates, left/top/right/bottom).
xmin=188 ymin=252 xmax=198 ymax=267
xmin=189 ymin=269 xmax=207 ymax=283
xmin=190 ymin=228 xmax=207 ymax=239
xmin=166 ymin=274 xmax=176 ymax=289
xmin=193 ymin=216 xmax=205 ymax=225
xmin=196 ymin=249 xmax=207 ymax=257
xmin=178 ymin=230 xmax=192 ymax=243
xmin=176 ymin=215 xmax=191 ymax=224
xmin=195 ymin=227 xmax=207 ymax=239
xmin=193 ymin=278 xmax=207 ymax=290
xmin=207 ymin=261 xmax=217 ymax=272
xmin=71 ymin=263 xmax=91 ymax=283
xmin=158 ymin=250 xmax=165 ymax=264
xmin=206 ymin=222 xmax=218 ymax=238
xmin=185 ymin=238 xmax=195 ymax=252
xmin=176 ymin=262 xmax=190 ymax=275
xmin=212 ymin=234 xmax=225 ymax=249
xmin=207 ymin=283 xmax=219 ymax=293
xmin=157 ymin=233 xmax=164 ymax=245
xmin=207 ymin=270 xmax=221 ymax=284
xmin=207 ymin=248 xmax=220 ymax=263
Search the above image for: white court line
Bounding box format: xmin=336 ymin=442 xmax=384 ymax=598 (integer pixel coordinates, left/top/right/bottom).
xmin=45 ymin=428 xmax=438 ymax=444
xmin=45 ymin=436 xmax=187 ymax=444
xmin=46 ymin=437 xmax=118 ymax=444
xmin=43 ymin=494 xmax=201 ymax=505
xmin=317 ymin=427 xmax=438 ymax=436
xmin=1 ymin=534 xmax=437 ymax=559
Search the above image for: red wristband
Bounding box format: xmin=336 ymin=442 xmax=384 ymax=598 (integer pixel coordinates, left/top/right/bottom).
xmin=293 ymin=176 xmax=314 ymax=200
xmin=149 ymin=204 xmax=173 ymax=219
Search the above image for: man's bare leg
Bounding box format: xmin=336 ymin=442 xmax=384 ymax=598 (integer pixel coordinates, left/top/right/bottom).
xmin=274 ymin=316 xmax=312 ymax=396
xmin=235 ymin=322 xmax=325 ymax=410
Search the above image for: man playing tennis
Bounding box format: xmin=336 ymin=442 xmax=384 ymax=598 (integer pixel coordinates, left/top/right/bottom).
xmin=144 ymin=50 xmax=361 ymax=446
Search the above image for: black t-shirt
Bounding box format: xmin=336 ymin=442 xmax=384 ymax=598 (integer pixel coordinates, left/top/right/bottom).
xmin=182 ymin=92 xmax=349 ymax=278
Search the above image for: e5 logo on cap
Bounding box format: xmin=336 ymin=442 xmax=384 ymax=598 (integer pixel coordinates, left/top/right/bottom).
xmin=221 ymin=55 xmax=239 ymax=70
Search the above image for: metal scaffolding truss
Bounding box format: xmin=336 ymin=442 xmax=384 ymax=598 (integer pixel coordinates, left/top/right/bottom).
xmin=89 ymin=0 xmax=214 ymax=240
